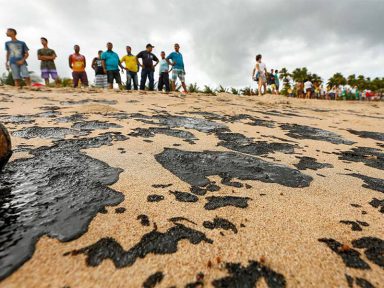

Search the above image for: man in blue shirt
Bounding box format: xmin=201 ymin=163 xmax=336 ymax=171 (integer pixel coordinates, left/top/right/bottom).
xmin=166 ymin=43 xmax=187 ymax=94
xmin=5 ymin=28 xmax=31 ymax=88
xmin=101 ymin=42 xmax=124 ymax=89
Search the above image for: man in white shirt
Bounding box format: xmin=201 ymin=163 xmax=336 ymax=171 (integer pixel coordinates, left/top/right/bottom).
xmin=304 ymin=79 xmax=313 ymax=99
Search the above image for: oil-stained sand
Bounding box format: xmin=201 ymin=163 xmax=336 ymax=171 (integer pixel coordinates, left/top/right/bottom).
xmin=0 ymin=86 xmax=383 ymax=288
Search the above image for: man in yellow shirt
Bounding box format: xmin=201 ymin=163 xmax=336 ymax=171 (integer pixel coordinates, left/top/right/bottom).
xmin=120 ymin=46 xmax=139 ymax=90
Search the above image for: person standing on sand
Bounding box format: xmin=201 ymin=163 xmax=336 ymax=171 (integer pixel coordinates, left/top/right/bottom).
xmin=101 ymin=42 xmax=124 ymax=89
xmin=166 ymin=43 xmax=187 ymax=94
xmin=304 ymin=79 xmax=313 ymax=99
xmin=38 ymin=37 xmax=59 ymax=87
xmin=92 ymin=50 xmax=108 ymax=88
xmin=120 ymin=46 xmax=139 ymax=91
xmin=274 ymin=70 xmax=280 ymax=94
xmin=69 ymin=45 xmax=88 ymax=88
xmin=158 ymin=51 xmax=172 ymax=93
xmin=137 ymin=44 xmax=159 ymax=91
xmin=252 ymin=54 xmax=267 ymax=95
xmin=5 ymin=28 xmax=31 ymax=88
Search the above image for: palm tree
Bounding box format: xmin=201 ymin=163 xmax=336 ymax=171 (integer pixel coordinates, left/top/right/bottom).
xmin=291 ymin=67 xmax=310 ymax=83
xmin=327 ymin=73 xmax=347 ymax=87
xmin=279 ymin=68 xmax=291 ymax=96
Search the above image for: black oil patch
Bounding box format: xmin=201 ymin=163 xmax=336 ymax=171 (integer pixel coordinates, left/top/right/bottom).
xmin=137 ymin=215 xmax=150 ymax=226
xmin=352 ymin=237 xmax=384 ymax=268
xmin=203 ymin=217 xmax=238 ymax=234
xmin=129 ymin=127 xmax=198 ymax=144
xmin=60 ymin=99 xmax=118 ymax=106
xmin=280 ymin=123 xmax=354 ymax=145
xmin=72 ymin=121 xmax=122 ymax=131
xmin=354 ymin=278 xmax=375 ymax=288
xmin=369 ymin=198 xmax=384 ymax=214
xmin=204 ymin=196 xmax=251 ymax=210
xmin=348 ymin=173 xmax=384 ymax=193
xmin=0 ymin=115 xmax=35 ymax=124
xmin=133 ymin=114 xmax=228 ymax=133
xmin=12 ymin=126 xmax=88 ymax=139
xmin=143 ymin=271 xmax=164 ymax=288
xmin=247 ymin=118 xmax=276 ymax=128
xmin=55 ymin=113 xmax=87 ymax=123
xmin=168 ymin=217 xmax=197 ymax=225
xmin=318 ymin=238 xmax=370 ymax=269
xmin=211 ymin=260 xmax=286 ymax=288
xmin=216 ymin=132 xmax=296 ymax=156
xmin=115 ymin=207 xmax=126 ymax=214
xmin=340 ymin=220 xmax=369 ymax=231
xmin=0 ymin=133 xmax=126 ymax=280
xmin=348 ymin=129 xmax=384 ymax=142
xmin=294 ymin=156 xmax=333 ymax=171
xmin=338 ymin=147 xmax=384 ymax=171
xmin=147 ymin=195 xmax=165 ymax=202
xmin=152 ymin=184 xmax=173 ymax=189
xmin=190 ymin=186 xmax=208 ymax=196
xmin=170 ymin=191 xmax=199 ymax=203
xmin=155 ymin=148 xmax=312 ymax=188
xmin=66 ymin=224 xmax=213 ymax=268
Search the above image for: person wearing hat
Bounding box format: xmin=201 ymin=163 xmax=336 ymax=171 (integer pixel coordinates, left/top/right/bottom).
xmin=137 ymin=44 xmax=159 ymax=91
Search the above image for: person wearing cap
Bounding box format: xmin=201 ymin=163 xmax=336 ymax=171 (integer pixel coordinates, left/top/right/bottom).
xmin=136 ymin=44 xmax=159 ymax=91
xmin=92 ymin=50 xmax=108 ymax=88
xmin=101 ymin=42 xmax=124 ymax=89
xmin=120 ymin=46 xmax=139 ymax=90
xmin=166 ymin=43 xmax=187 ymax=93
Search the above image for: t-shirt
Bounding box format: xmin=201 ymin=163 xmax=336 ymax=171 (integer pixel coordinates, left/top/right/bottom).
xmin=37 ymin=48 xmax=56 ymax=70
xmin=137 ymin=50 xmax=159 ymax=70
xmin=5 ymin=40 xmax=29 ymax=65
xmin=274 ymin=74 xmax=280 ymax=85
xmin=304 ymin=81 xmax=313 ymax=90
xmin=256 ymin=62 xmax=266 ymax=75
xmin=70 ymin=54 xmax=86 ymax=72
xmin=101 ymin=50 xmax=120 ymax=71
xmin=159 ymin=59 xmax=169 ymax=74
xmin=166 ymin=52 xmax=184 ymax=70
xmin=120 ymin=54 xmax=138 ymax=73
xmin=93 ymin=58 xmax=105 ymax=75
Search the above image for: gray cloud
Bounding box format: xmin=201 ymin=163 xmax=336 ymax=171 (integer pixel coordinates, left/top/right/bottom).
xmin=1 ymin=0 xmax=383 ymax=87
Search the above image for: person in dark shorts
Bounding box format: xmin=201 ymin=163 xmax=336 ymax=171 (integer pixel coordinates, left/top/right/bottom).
xmin=158 ymin=51 xmax=172 ymax=92
xmin=92 ymin=50 xmax=108 ymax=88
xmin=101 ymin=42 xmax=124 ymax=89
xmin=5 ymin=28 xmax=31 ymax=88
xmin=137 ymin=44 xmax=159 ymax=91
xmin=37 ymin=37 xmax=59 ymax=86
xmin=69 ymin=45 xmax=88 ymax=88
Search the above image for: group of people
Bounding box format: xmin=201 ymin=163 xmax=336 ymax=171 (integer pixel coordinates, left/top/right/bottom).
xmin=252 ymin=54 xmax=280 ymax=95
xmin=296 ymin=81 xmax=364 ymax=100
xmin=4 ymin=28 xmax=187 ymax=93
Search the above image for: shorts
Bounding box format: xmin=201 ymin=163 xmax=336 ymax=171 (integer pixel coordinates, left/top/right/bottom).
xmin=172 ymin=69 xmax=185 ymax=82
xmin=107 ymin=70 xmax=121 ymax=84
xmin=95 ymin=74 xmax=108 ymax=88
xmin=41 ymin=68 xmax=58 ymax=80
xmin=259 ymin=73 xmax=267 ymax=84
xmin=10 ymin=63 xmax=29 ymax=80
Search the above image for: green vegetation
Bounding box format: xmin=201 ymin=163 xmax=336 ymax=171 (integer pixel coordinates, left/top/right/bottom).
xmin=202 ymin=85 xmax=216 ymax=95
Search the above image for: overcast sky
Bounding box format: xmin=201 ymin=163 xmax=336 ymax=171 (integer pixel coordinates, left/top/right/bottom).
xmin=1 ymin=0 xmax=383 ymax=87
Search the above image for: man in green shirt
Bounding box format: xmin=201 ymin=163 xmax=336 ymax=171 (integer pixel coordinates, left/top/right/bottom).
xmin=37 ymin=37 xmax=59 ymax=86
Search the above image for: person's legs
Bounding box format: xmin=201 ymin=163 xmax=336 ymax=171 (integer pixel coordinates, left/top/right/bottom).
xmin=140 ymin=69 xmax=148 ymax=90
xmin=171 ymin=70 xmax=177 ymax=91
xmin=10 ymin=64 xmax=22 ymax=88
xmin=165 ymin=73 xmax=170 ymax=92
xmin=126 ymin=72 xmax=132 ymax=90
xmin=72 ymin=72 xmax=80 ymax=88
xmin=50 ymin=70 xmax=59 ymax=87
xmin=114 ymin=70 xmax=122 ymax=89
xmin=148 ymin=70 xmax=154 ymax=91
xmin=177 ymin=71 xmax=187 ymax=93
xmin=80 ymin=72 xmax=89 ymax=87
xmin=158 ymin=73 xmax=164 ymax=91
xmin=20 ymin=64 xmax=31 ymax=87
xmin=132 ymin=72 xmax=138 ymax=90
xmin=107 ymin=71 xmax=114 ymax=89
xmin=41 ymin=69 xmax=50 ymax=85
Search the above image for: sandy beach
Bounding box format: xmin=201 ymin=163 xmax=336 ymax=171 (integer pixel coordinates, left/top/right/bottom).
xmin=0 ymin=86 xmax=383 ymax=288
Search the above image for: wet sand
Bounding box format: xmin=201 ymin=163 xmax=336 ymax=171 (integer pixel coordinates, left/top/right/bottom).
xmin=0 ymin=86 xmax=383 ymax=287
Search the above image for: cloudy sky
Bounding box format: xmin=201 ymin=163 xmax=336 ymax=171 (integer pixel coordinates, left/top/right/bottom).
xmin=1 ymin=0 xmax=383 ymax=87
